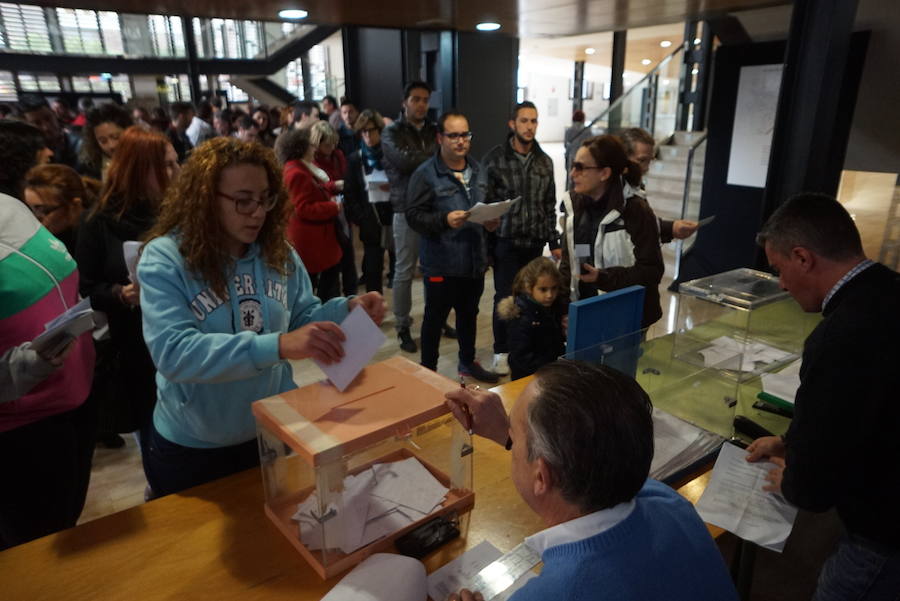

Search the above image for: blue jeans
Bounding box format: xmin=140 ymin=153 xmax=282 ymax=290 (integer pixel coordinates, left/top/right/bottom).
xmin=392 ymin=212 xmax=420 ymax=331
xmin=813 ymin=535 xmax=900 ymax=601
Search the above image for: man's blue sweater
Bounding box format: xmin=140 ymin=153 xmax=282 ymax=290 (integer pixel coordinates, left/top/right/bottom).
xmin=510 ymin=480 xmax=738 ymax=601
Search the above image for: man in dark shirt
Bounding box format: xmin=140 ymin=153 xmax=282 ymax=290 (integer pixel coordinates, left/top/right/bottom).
xmin=748 ymin=192 xmax=900 ymax=600
xmin=166 ymin=101 xmax=194 ymax=163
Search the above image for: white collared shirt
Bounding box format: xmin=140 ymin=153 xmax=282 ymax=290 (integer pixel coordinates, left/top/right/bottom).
xmin=524 ymin=499 xmax=636 ymax=555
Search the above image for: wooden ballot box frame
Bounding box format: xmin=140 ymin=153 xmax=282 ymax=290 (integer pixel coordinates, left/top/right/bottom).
xmin=251 ymin=356 xmax=476 ymax=579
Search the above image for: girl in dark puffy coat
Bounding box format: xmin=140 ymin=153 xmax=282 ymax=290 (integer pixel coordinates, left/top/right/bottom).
xmin=497 ymin=257 xmax=567 ymax=380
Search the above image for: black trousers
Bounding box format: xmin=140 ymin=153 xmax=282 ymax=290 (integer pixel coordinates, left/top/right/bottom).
xmin=421 ymin=275 xmax=484 ymax=370
xmin=0 ymin=393 xmax=97 ymax=549
xmin=338 ymin=225 xmax=358 ymax=296
xmin=492 ymin=239 xmax=544 ymax=353
xmin=361 ymin=244 xmax=396 ymax=294
xmin=309 ymin=262 xmax=341 ymax=301
xmin=142 ymin=422 xmax=259 ymax=498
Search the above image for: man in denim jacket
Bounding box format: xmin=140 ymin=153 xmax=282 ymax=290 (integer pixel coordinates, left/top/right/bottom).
xmin=406 ymin=111 xmax=500 ymax=383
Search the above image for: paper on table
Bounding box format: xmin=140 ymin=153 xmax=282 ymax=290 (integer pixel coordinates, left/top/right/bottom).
xmin=760 ymin=359 xmax=802 ymax=405
xmin=427 ymin=541 xmax=502 ymax=601
xmin=649 ymin=408 xmax=724 ymax=482
xmin=320 ymin=553 xmax=427 ymax=601
xmin=314 ymin=304 xmax=387 ymax=391
xmin=31 ymin=297 xmax=94 ymax=356
xmin=695 ymin=443 xmax=798 ymax=552
xmin=467 ymin=196 xmax=519 ymax=224
xmin=123 ymin=240 xmax=142 ymax=283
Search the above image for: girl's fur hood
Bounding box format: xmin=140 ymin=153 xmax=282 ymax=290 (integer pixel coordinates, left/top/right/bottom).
xmin=497 ymin=295 xmax=522 ymax=320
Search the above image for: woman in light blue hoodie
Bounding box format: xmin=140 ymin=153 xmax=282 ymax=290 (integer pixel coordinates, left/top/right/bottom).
xmin=138 ymin=138 xmax=384 ymax=497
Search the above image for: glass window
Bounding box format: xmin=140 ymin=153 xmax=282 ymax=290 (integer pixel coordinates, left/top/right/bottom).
xmin=308 ymin=44 xmax=328 ymax=101
xmin=1 ymin=3 xmax=53 ymax=53
xmin=110 ymin=74 xmax=132 ymax=102
xmin=285 ymin=59 xmax=303 ymax=99
xmin=55 ymin=8 xmax=104 ymax=55
xmin=0 ymin=71 xmax=16 ymax=101
xmin=98 ymin=11 xmax=124 ymax=55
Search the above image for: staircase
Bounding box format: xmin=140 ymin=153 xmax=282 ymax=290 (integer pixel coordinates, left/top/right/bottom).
xmin=644 ymin=131 xmax=706 ymax=226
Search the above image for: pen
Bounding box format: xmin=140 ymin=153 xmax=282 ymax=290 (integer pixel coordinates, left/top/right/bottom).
xmin=459 ymin=375 xmax=474 ymax=435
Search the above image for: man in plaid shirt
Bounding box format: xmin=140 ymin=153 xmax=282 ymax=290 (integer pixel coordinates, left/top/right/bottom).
xmin=481 ymin=101 xmax=560 ymax=375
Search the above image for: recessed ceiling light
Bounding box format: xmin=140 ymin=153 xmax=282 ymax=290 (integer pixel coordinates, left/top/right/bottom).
xmin=694 ymin=37 xmax=702 ymax=45
xmin=692 ymin=68 xmax=699 ymax=75
xmin=660 ymin=40 xmax=672 ymax=48
xmin=641 ymin=58 xmax=652 ymax=65
xmin=476 ymin=22 xmax=501 ymax=31
xmin=585 ymin=47 xmax=595 ymax=55
xmin=278 ymin=9 xmax=308 ymax=20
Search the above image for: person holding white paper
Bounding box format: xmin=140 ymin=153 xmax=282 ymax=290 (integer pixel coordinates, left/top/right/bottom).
xmin=139 ymin=137 xmax=385 ymax=498
xmin=558 ymin=135 xmax=664 ymax=329
xmin=443 ymin=360 xmax=737 ymax=601
xmin=748 ymin=193 xmax=900 ymax=600
xmin=0 ymin=120 xmax=95 ymax=550
xmin=343 ymin=109 xmax=395 ymax=294
xmin=76 ymin=126 xmax=179 ymax=451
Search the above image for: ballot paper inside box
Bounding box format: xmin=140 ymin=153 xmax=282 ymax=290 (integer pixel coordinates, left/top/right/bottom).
xmin=672 ymin=268 xmax=805 ymax=382
xmin=251 ymin=356 xmax=475 ymax=579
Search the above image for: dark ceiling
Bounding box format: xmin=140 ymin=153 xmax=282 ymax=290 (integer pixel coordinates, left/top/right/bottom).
xmin=38 ymin=0 xmax=789 ymax=37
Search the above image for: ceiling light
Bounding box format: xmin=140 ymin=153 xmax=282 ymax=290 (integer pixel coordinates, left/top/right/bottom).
xmin=278 ymin=9 xmax=308 ymax=20
xmin=660 ymin=40 xmax=672 ymax=48
xmin=694 ymin=37 xmax=702 ymax=45
xmin=585 ymin=47 xmax=595 ymax=55
xmin=476 ymin=22 xmax=501 ymax=31
xmin=641 ymin=58 xmax=652 ymax=65
xmin=692 ymin=68 xmax=699 ymax=75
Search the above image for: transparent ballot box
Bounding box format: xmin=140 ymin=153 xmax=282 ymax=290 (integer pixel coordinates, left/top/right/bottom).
xmin=251 ymin=356 xmax=474 ymax=579
xmin=563 ymin=334 xmax=727 ymax=481
xmin=672 ymin=268 xmax=804 ymax=382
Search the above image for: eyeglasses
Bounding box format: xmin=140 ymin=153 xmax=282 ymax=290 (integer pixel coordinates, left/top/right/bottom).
xmin=218 ymin=191 xmax=278 ymax=215
xmin=30 ymin=204 xmax=64 ymax=218
xmin=570 ymin=161 xmax=602 ymax=173
xmin=443 ymin=131 xmax=474 ymax=141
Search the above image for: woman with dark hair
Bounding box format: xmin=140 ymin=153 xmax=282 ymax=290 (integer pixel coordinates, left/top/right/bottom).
xmin=138 ymin=137 xmax=383 ymax=496
xmin=75 ymin=126 xmax=179 ymax=452
xmin=24 ymin=164 xmax=100 ymax=254
xmin=252 ymin=104 xmax=275 ymax=147
xmin=559 ymin=134 xmax=664 ymax=329
xmin=276 ymin=128 xmax=343 ymax=300
xmin=78 ymin=103 xmax=133 ymax=180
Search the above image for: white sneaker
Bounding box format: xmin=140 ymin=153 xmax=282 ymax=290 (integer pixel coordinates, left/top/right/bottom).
xmin=492 ymin=353 xmax=510 ymax=376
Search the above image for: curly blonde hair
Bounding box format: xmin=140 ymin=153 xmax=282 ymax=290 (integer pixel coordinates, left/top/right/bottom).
xmin=144 ymin=137 xmax=291 ymax=298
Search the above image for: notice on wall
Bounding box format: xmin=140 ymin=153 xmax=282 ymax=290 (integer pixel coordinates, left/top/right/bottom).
xmin=726 ymin=64 xmax=784 ymax=188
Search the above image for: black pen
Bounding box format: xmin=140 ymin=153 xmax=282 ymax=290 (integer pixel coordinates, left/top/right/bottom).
xmin=458 ymin=375 xmax=473 ymax=435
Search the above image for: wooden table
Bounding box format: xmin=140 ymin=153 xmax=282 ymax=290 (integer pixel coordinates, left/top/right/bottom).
xmin=0 ymin=377 xmax=720 ymax=601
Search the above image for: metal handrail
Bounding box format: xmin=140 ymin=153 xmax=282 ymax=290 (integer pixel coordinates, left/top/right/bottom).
xmin=672 ymin=132 xmax=709 ymax=283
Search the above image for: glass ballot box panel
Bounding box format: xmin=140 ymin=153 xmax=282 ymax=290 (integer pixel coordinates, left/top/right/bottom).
xmin=252 ymin=357 xmax=474 ymax=579
xmin=673 ymin=268 xmax=805 ymax=382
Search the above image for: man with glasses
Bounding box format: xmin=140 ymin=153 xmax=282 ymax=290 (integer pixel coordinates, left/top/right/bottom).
xmin=383 ymin=81 xmax=455 ymax=354
xmin=619 ymin=128 xmax=698 ymax=243
xmin=482 ymin=101 xmax=559 ymax=376
xmin=406 ymin=111 xmax=501 ymax=384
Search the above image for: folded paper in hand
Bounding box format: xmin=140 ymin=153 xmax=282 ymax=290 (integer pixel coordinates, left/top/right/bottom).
xmin=31 ymin=297 xmax=94 ymax=357
xmin=467 ymin=196 xmax=520 ymax=225
xmin=123 ymin=240 xmax=142 ymax=284
xmin=313 ymin=305 xmax=386 ymax=391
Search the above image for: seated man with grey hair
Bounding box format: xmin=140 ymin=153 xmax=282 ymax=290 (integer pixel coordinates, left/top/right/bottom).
xmin=444 ymin=360 xmax=737 ymax=601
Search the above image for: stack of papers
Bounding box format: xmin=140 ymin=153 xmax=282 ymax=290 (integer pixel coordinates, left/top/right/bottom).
xmin=696 ymin=443 xmax=798 ymax=552
xmin=30 ymin=297 xmax=94 ymax=357
xmin=698 ymin=336 xmax=793 ymax=372
xmin=427 ymin=541 xmax=536 ymax=601
xmin=292 ymin=456 xmax=449 ymax=555
xmin=650 ymin=408 xmax=725 ymax=482
xmin=760 ymin=359 xmax=801 ymax=405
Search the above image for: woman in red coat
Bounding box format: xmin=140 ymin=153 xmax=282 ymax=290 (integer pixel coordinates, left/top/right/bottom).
xmin=277 ymin=128 xmax=342 ymax=300
xmin=310 ymin=120 xmax=357 ymax=296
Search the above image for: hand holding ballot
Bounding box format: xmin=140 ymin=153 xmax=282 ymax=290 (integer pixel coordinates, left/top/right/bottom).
xmin=445 ymin=386 xmax=510 ymax=447
xmin=348 ymin=291 xmax=386 ymax=325
xmin=279 ymin=322 xmax=346 ymax=364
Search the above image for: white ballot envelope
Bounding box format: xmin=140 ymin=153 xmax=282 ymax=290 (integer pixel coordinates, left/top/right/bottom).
xmin=467 ymin=196 xmax=520 ymax=224
xmin=365 ymin=168 xmax=390 ymax=204
xmin=123 ymin=240 xmax=142 ymax=284
xmin=313 ymin=305 xmax=386 ymax=391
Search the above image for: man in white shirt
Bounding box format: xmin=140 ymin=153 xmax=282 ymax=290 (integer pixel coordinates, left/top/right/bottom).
xmin=444 ymin=360 xmax=737 ymax=601
xmin=185 ymin=102 xmax=216 ymax=148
